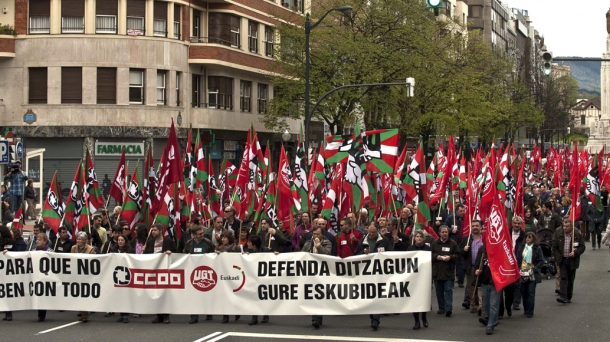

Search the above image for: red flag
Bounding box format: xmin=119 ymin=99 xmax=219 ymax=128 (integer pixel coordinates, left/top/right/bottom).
xmin=514 ymin=160 xmax=525 ymax=229
xmin=12 ymin=205 xmax=25 ymax=230
xmin=479 ymin=152 xmax=521 ymax=291
xmin=86 ymin=150 xmax=104 ymax=212
xmin=277 ymin=145 xmax=294 ymax=230
xmin=430 ymin=136 xmax=456 ymax=206
xmin=109 ymin=149 xmax=127 ymax=205
xmin=569 ymin=142 xmax=581 ymax=221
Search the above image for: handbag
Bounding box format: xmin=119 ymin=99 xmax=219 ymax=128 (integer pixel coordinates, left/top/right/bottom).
xmin=520 ymin=268 xmax=534 ymax=283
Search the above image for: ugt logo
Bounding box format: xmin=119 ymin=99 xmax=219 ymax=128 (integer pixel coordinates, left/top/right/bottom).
xmin=191 ymin=266 xmax=218 ymax=292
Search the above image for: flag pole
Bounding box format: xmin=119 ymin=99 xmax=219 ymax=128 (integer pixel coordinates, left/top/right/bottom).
xmin=104 ymin=192 xmax=111 ymax=210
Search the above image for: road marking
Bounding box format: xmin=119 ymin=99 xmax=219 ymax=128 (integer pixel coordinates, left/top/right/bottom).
xmin=193 ymin=332 xmax=224 ymax=342
xmin=224 ymin=332 xmax=460 ymax=342
xmin=206 ymin=333 xmax=230 ymax=342
xmin=35 ymin=321 xmax=81 ymax=335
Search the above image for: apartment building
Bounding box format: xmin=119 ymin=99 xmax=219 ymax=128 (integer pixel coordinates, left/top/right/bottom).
xmin=0 ymin=0 xmax=305 ymax=193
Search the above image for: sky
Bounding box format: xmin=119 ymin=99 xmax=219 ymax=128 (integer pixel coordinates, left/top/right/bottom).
xmin=502 ymin=0 xmax=608 ymax=57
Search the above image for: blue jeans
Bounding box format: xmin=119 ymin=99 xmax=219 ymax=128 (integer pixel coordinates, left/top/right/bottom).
xmin=10 ymin=194 xmax=23 ymax=213
xmin=520 ymin=280 xmax=537 ymax=316
xmin=482 ymin=284 xmax=501 ymax=329
xmin=434 ymin=279 xmax=454 ymax=311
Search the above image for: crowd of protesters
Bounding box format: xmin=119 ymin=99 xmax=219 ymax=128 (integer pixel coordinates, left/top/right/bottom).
xmin=0 ymin=169 xmax=605 ymax=335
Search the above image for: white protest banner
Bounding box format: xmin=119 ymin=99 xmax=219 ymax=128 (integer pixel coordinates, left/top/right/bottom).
xmin=0 ymin=251 xmax=431 ymax=315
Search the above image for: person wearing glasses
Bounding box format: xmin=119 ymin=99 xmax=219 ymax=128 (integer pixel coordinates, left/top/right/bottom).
xmin=515 ymin=231 xmax=544 ymax=318
xmin=222 ymin=206 xmax=241 ymax=233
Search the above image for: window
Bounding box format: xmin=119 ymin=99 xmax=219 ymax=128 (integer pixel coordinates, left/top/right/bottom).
xmin=174 ymin=4 xmax=181 ymax=39
xmin=581 ymin=115 xmax=586 ymax=125
xmin=192 ymin=10 xmax=201 ymax=38
xmin=97 ymin=68 xmax=117 ymax=104
xmin=258 ymin=84 xmax=268 ymax=114
xmin=469 ymin=6 xmax=481 ymax=18
xmin=29 ymin=0 xmax=50 ymax=34
xmin=248 ymin=21 xmax=258 ymax=53
xmin=96 ymin=0 xmax=117 ymax=33
xmin=61 ymin=67 xmax=83 ymax=104
xmin=264 ymin=26 xmax=274 ymax=57
xmin=129 ymin=69 xmax=145 ymax=104
xmin=208 ymin=76 xmax=233 ymax=110
xmin=157 ymin=70 xmax=167 ymax=105
xmin=28 ymin=67 xmax=48 ymax=104
xmin=153 ymin=1 xmax=167 ymax=37
xmin=240 ymin=81 xmax=251 ymax=112
xmin=208 ymin=13 xmax=240 ymax=48
xmin=192 ymin=74 xmax=201 ymax=107
xmin=127 ymin=0 xmax=145 ymax=35
xmin=176 ymin=72 xmax=181 ymax=106
xmin=61 ymin=0 xmax=85 ymax=33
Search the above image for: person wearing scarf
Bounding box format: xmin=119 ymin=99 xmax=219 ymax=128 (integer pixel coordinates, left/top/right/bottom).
xmin=515 ymin=232 xmax=544 ymax=318
xmin=407 ymin=231 xmax=432 ymax=330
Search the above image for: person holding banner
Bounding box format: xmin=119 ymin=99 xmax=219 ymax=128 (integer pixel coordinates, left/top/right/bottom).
xmin=260 ymin=218 xmax=287 ymax=254
xmin=145 ymin=224 xmax=176 ymax=324
xmin=302 ymin=225 xmax=332 ymax=329
xmin=408 ymin=230 xmax=431 ymax=330
xmin=386 ymin=218 xmax=410 ymax=251
xmin=552 ymin=219 xmax=586 ymax=304
xmin=291 ymin=212 xmax=312 ymax=251
xmin=431 ymin=225 xmax=459 ymax=317
xmin=131 ymin=224 xmax=148 ymax=254
xmin=356 ymin=221 xmax=392 ymax=331
xmin=113 ymin=234 xmax=133 ymax=323
xmin=206 ymin=216 xmax=228 ymax=247
xmin=184 ymin=225 xmax=214 ymax=324
xmin=10 ymin=228 xmax=27 ymax=251
xmin=1 ymin=225 xmax=17 ymax=321
xmin=336 ymin=217 xmax=361 ymax=258
xmin=54 ymin=227 xmax=74 ymax=253
xmin=71 ymin=232 xmax=96 ymax=322
xmin=301 ymin=218 xmax=337 ymax=256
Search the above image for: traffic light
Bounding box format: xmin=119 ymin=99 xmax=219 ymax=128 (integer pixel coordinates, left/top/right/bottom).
xmin=542 ymin=52 xmax=552 ymax=76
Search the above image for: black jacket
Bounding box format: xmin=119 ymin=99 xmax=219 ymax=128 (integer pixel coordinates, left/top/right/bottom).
xmin=459 ymin=234 xmax=484 ymax=272
xmin=356 ymin=234 xmax=393 ymax=254
xmin=385 ymin=232 xmax=411 ymax=251
xmin=54 ymin=238 xmax=74 ymax=253
xmin=551 ymin=228 xmax=586 ymax=270
xmin=407 ymin=243 xmax=432 ymax=252
xmin=541 ymin=212 xmax=563 ymax=232
xmin=515 ymin=243 xmax=544 ymax=283
xmin=143 ymin=237 xmax=177 ymax=254
xmin=474 ymin=247 xmax=493 ymax=285
xmin=444 ymin=214 xmax=464 ymax=243
xmin=431 ymin=238 xmax=460 ymax=281
xmin=259 ymin=229 xmax=287 ymax=253
xmin=183 ymin=237 xmax=215 ymax=254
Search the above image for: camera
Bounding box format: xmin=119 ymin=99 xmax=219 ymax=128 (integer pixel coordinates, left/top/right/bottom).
xmin=7 ymin=163 xmax=20 ymax=172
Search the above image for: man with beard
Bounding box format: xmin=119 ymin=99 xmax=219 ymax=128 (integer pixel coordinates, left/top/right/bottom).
xmin=460 ymin=220 xmax=484 ymax=314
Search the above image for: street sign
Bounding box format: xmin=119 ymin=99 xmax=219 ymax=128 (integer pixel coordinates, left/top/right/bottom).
xmin=0 ymin=140 xmax=8 ymax=164
xmin=15 ymin=141 xmax=23 ymax=159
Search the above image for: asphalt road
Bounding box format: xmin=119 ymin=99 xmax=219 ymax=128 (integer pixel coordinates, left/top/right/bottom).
xmin=2 ymin=246 xmax=609 ymax=342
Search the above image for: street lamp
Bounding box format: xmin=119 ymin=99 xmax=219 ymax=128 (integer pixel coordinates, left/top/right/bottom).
xmin=282 ymin=129 xmax=292 ymax=142
xmin=304 ymin=5 xmax=352 ymax=152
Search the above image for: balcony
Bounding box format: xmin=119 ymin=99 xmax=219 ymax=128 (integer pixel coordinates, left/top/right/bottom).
xmin=0 ymin=35 xmax=15 ymax=57
xmin=62 ymin=16 xmax=85 ymax=34
xmin=189 ymin=41 xmax=274 ymax=73
xmin=96 ymin=15 xmax=117 ymax=34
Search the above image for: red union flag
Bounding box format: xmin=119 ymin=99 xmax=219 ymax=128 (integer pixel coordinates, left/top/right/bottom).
xmin=483 ymin=200 xmax=520 ymax=292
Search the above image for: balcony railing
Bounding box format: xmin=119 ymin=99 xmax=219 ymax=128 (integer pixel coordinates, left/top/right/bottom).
xmin=62 ymin=16 xmax=85 ymax=33
xmin=127 ymin=16 xmax=145 ymax=36
xmin=153 ymin=19 xmax=167 ymax=37
xmin=189 ymin=37 xmax=241 ymax=49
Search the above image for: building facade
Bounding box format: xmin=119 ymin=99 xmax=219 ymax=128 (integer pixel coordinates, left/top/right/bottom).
xmin=0 ymin=0 xmax=308 ymax=195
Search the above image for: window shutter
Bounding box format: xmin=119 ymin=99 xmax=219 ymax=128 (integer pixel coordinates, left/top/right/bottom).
xmin=127 ymin=0 xmax=145 ymax=17
xmin=97 ymin=68 xmax=117 ymax=104
xmin=61 ymin=0 xmax=85 ymax=17
xmin=29 ymin=0 xmax=51 ymax=16
xmin=208 ymin=76 xmax=219 ymax=90
xmin=154 ymin=1 xmax=167 ymax=19
xmin=209 ymin=13 xmax=234 ymax=46
xmin=249 ymin=21 xmax=258 ymax=36
xmin=29 ymin=67 xmax=48 ymax=104
xmin=96 ymin=0 xmax=118 ymax=16
xmin=174 ymin=4 xmax=180 ymax=22
xmin=61 ymin=67 xmax=83 ymax=104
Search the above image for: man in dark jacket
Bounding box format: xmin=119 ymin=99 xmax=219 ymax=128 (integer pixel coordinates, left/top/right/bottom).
xmin=54 ymin=226 xmax=74 ymax=253
xmin=460 ymin=220 xmax=484 ymax=313
xmin=552 ymin=219 xmax=586 ymax=303
xmin=431 ymin=225 xmax=460 ymax=317
xmin=445 ymin=204 xmax=466 ymax=287
xmin=509 ymin=216 xmax=526 ymax=311
xmin=541 ymin=201 xmax=562 ymax=231
xmin=385 ymin=218 xmax=410 ymax=251
xmin=429 ymin=201 xmax=448 ymax=235
xmin=205 ymin=216 xmax=227 ymax=247
xmin=259 ymin=218 xmax=287 ymax=253
xmin=356 ymin=222 xmax=392 ymax=331
xmin=183 ymin=225 xmax=214 ymax=324
xmin=474 ymin=245 xmax=501 ymax=335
